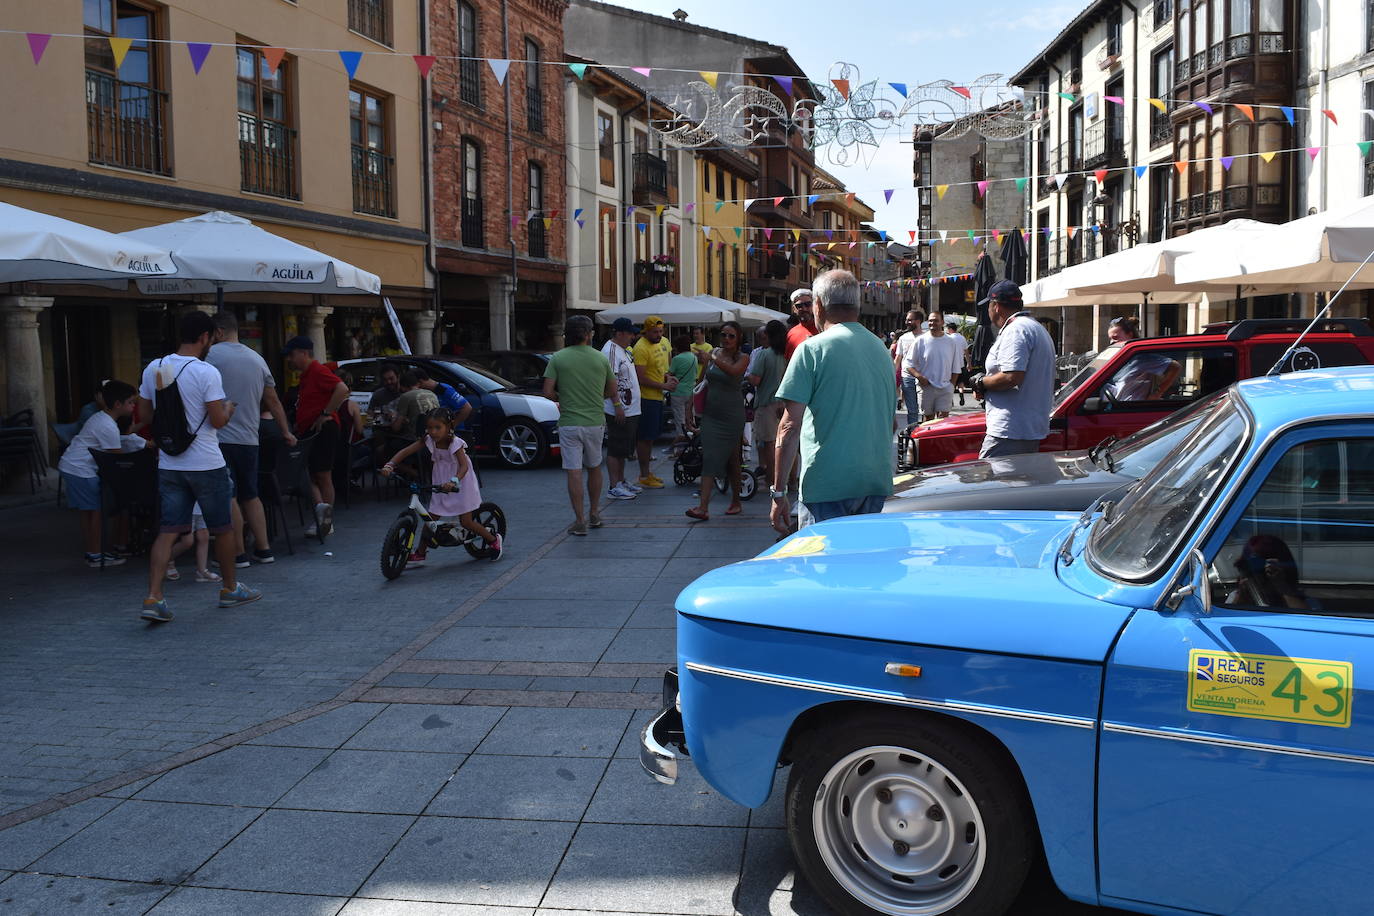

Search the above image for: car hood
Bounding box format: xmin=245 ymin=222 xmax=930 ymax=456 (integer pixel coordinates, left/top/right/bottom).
xmin=884 ymin=451 xmax=1133 ymax=513
xmin=909 ymin=412 xmax=987 ymax=438
xmin=678 ymin=511 xmax=1131 ymax=663
xmin=493 ymin=391 xmax=559 ymax=424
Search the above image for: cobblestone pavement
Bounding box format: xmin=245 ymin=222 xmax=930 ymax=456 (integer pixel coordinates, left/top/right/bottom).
xmin=0 ymin=448 xmax=1124 ymax=915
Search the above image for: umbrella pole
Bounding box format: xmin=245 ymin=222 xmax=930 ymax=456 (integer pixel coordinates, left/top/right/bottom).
xmin=1267 ymin=247 xmax=1374 ymax=375
xmin=215 ymin=282 xmax=224 ymax=312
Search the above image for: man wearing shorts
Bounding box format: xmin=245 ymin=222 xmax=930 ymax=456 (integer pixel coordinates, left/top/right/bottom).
xmin=209 ymin=311 xmax=295 ymax=566
xmin=543 ymin=315 xmax=617 ymax=535
xmin=137 ymin=310 xmax=262 ymax=623
xmin=601 ymin=317 xmax=642 ymax=500
xmin=631 ymin=314 xmax=677 ymax=488
xmin=284 ymin=336 xmax=350 ymax=539
xmin=905 ymin=311 xmax=963 ymax=421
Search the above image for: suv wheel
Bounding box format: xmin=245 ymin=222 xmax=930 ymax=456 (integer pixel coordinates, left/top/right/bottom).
xmin=497 ymin=419 xmax=548 ymax=469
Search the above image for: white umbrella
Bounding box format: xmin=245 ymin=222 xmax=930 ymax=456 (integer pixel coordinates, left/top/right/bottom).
xmin=725 ymin=300 xmax=791 ymax=327
xmin=117 ymin=211 xmax=381 ymax=299
xmin=593 ymin=292 xmax=733 ymax=325
xmin=1063 ymin=219 xmax=1277 ymax=296
xmin=0 ymin=201 xmax=175 ymax=283
xmin=1174 ymin=195 xmax=1374 ymax=290
xmin=1023 ymin=269 xmax=1195 ymax=308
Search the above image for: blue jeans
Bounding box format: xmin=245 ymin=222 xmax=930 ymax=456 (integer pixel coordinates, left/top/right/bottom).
xmin=798 ymin=494 xmax=887 ymax=529
xmin=158 ymin=467 xmax=234 ymax=534
xmin=900 ymin=375 xmax=920 ymax=429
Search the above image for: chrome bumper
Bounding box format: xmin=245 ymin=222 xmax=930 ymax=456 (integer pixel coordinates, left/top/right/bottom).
xmin=639 ymin=668 xmax=687 ymax=785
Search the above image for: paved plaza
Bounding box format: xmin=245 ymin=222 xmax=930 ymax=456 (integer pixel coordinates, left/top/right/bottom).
xmin=0 ymin=455 xmax=1117 ymax=915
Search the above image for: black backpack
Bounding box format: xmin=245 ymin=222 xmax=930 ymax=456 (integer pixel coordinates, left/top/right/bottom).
xmin=150 ymin=357 xmax=207 ymax=456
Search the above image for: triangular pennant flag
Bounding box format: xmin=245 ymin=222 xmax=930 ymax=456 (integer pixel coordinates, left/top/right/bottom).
xmin=1221 ymin=156 xmax=1235 ymax=171
xmin=774 ymin=75 xmax=793 ymax=95
xmin=543 ymin=217 xmax=553 ymax=230
xmin=1054 ymin=173 xmax=1068 ymax=189
xmin=1149 ymin=98 xmax=1167 ymax=113
xmin=889 ymin=82 xmax=908 ymax=97
xmin=992 ymin=229 xmax=1002 ymax=241
xmin=576 ymin=219 xmax=585 ymax=229
xmin=1308 ymin=147 xmax=1321 ymax=161
xmin=701 ymin=226 xmax=710 ymax=238
xmin=908 ymin=231 xmax=917 ymax=244
xmin=939 ymin=230 xmax=949 ymax=243
xmin=763 ymin=228 xmax=773 ymax=240
xmin=654 ymin=205 xmax=665 ymax=216
xmin=25 ymin=33 xmax=50 ymax=65
xmin=734 ymin=227 xmax=743 ymax=238
xmin=1067 ymin=226 xmax=1078 ymax=239
xmin=1015 ymin=177 xmax=1028 ymax=193
xmin=684 ymin=202 xmax=695 ymax=213
xmin=833 ymin=79 xmax=850 ymax=99
xmin=187 ymin=42 xmax=212 ymax=74
xmin=1042 ymin=227 xmax=1054 ymax=238
xmin=550 ymin=210 xmax=559 ymax=219
xmin=626 ymin=206 xmax=635 ymax=216
xmin=1093 ymin=169 xmax=1107 ymax=183
xmin=1195 ymin=101 xmax=1213 ymax=115
xmin=510 ymin=215 xmax=520 ymax=229
xmin=338 ymin=50 xmax=363 ymax=79
xmin=526 ymin=209 xmax=537 ymax=221
xmin=883 ymin=189 xmax=895 ymax=204
xmin=845 ymin=192 xmax=856 ymax=203
xmin=263 ymin=47 xmax=287 ymax=74
xmin=1235 ymin=103 xmax=1254 ymax=121
xmin=637 ymin=222 xmax=647 ymax=233
xmin=1104 ymin=95 xmax=1124 ymax=105
xmin=1280 ymin=106 xmax=1295 ymax=125
xmin=631 ymin=67 xmax=652 ymax=77
xmin=773 ymin=196 xmax=784 ymax=206
xmin=966 ymin=229 xmax=976 ymax=241
xmin=573 ymin=208 xmax=583 ymax=220
xmin=824 ymin=229 xmax=834 ymax=240
xmin=744 ymin=198 xmax=757 ymax=209
xmin=1022 ymin=230 xmax=1031 ymax=243
xmin=746 ymin=245 xmax=754 ymax=255
xmin=1091 ymin=224 xmax=1100 ymax=235
xmin=1360 ymin=141 xmax=1373 ymax=157
xmin=714 ymin=200 xmax=725 ymax=212
xmin=790 ymin=229 xmax=802 ymax=241
xmin=1134 ymin=165 xmax=1148 ymax=179
xmin=413 ymin=55 xmax=436 ymax=78
xmin=699 ymin=71 xmax=718 ymax=88
xmin=936 ymin=185 xmax=949 ymax=200
xmin=1174 ymin=160 xmax=1188 ymax=175
xmin=878 ymin=230 xmax=889 ymax=243
xmin=807 ymin=194 xmax=820 ymax=206
xmin=1260 ymin=150 xmax=1277 ymax=163
xmin=1323 ymin=109 xmax=1338 ymax=125
xmin=1057 ymin=91 xmax=1077 ymax=102
xmin=951 ymin=86 xmax=972 ymax=99
xmin=569 ymin=63 xmax=588 ymax=79
xmin=109 ymin=36 xmax=134 ymax=69
xmin=977 ymin=180 xmax=989 ymax=197
xmin=489 ymin=59 xmax=511 ymax=84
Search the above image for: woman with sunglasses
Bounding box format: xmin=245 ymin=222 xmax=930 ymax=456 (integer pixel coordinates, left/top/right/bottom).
xmin=686 ymin=321 xmax=748 ymax=521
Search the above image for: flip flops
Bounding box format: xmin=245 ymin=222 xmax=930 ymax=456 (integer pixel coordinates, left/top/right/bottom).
xmin=685 ymin=507 xmax=709 ymax=522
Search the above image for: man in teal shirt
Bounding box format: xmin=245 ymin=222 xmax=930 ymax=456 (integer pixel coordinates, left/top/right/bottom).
xmin=544 ymin=315 xmax=618 ymax=536
xmin=771 ymin=269 xmax=895 ymax=534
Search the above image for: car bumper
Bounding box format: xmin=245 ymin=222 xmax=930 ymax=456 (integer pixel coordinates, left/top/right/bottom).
xmin=639 ymin=668 xmax=686 ymax=785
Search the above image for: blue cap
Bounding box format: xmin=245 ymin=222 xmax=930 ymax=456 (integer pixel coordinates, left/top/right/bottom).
xmin=979 ymin=279 xmax=1023 ymax=307
xmin=611 ymin=317 xmax=640 ymax=333
xmin=281 ymin=335 xmax=314 ymax=356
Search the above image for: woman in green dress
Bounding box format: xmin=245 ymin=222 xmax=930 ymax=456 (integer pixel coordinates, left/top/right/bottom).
xmin=686 ymin=321 xmax=748 ymax=521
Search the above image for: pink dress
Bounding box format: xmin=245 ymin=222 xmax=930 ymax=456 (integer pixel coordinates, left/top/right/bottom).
xmin=426 ymin=435 xmax=481 ymax=516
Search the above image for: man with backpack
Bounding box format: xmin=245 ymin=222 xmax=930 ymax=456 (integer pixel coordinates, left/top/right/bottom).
xmin=137 ymin=311 xmax=262 ymax=623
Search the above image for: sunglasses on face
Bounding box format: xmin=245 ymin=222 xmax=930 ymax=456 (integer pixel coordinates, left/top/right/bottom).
xmin=721 ymin=332 xmax=738 ymax=339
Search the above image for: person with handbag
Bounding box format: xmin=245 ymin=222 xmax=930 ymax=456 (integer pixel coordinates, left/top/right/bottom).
xmin=686 ymin=321 xmax=749 ymax=522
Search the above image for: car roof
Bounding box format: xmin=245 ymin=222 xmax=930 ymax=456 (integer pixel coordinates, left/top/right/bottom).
xmin=1232 ymin=365 xmax=1374 ymax=428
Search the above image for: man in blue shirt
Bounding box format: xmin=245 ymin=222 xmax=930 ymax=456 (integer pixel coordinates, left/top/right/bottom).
xmin=412 ymin=369 xmax=473 ymax=427
xmin=973 ymin=280 xmax=1057 ymax=458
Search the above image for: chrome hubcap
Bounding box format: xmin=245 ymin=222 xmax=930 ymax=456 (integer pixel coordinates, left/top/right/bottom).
xmin=499 ymin=424 xmax=538 ymax=465
xmin=813 ymin=746 xmax=985 ymax=915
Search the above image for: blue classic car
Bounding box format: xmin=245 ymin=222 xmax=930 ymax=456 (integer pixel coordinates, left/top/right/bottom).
xmin=643 ymin=365 xmax=1374 ymax=916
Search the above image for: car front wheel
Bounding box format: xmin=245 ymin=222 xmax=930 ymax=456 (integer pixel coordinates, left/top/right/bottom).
xmin=496 ymin=419 xmax=549 ymax=469
xmin=786 ymin=710 xmax=1034 ymax=916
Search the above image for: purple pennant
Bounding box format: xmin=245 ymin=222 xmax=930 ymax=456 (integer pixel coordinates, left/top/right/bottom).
xmin=26 ymin=33 xmax=51 ymax=65
xmin=338 ymin=50 xmax=363 ymax=79
xmin=187 ymin=42 xmax=212 ymax=74
xmin=883 ymin=189 xmax=895 ymax=204
xmin=1195 ymin=101 xmax=1213 ymax=115
xmin=774 ymin=75 xmax=793 ymax=96
xmin=576 ymin=219 xmax=585 ymax=229
xmin=1220 ymin=155 xmax=1235 ymax=171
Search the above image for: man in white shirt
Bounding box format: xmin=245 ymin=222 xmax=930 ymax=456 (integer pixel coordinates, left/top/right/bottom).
xmin=904 ymin=310 xmax=963 ymax=421
xmin=946 ymin=319 xmax=971 ymax=406
xmin=601 ymin=318 xmax=641 ymax=500
xmin=892 ymin=309 xmax=926 ymax=428
xmin=136 ymin=311 xmax=261 ymax=623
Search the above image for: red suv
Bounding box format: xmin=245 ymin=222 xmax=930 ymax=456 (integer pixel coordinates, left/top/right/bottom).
xmin=902 ymin=317 xmax=1374 ymax=467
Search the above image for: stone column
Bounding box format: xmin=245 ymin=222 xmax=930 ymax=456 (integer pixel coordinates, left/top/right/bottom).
xmin=302 ymin=306 xmax=333 ymax=362
xmin=407 ymin=309 xmax=437 ymax=355
xmin=487 ymin=276 xmax=514 ymax=350
xmin=1 ymin=296 xmax=55 ymax=463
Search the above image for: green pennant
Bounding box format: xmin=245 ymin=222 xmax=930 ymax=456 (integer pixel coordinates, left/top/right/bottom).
xmin=1360 ymin=141 xmax=1373 ymax=157
xmin=1057 ymin=91 xmax=1077 ymax=102
xmin=714 ymin=200 xmax=725 ymax=212
xmin=569 ymin=63 xmax=588 ymax=79
xmin=966 ymin=229 xmax=976 ymax=241
xmin=1014 ymin=177 xmax=1028 ymax=193
xmin=734 ymin=227 xmax=742 ymax=238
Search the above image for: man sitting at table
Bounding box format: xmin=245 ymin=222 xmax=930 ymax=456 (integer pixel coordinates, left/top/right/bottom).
xmin=412 ymin=368 xmax=472 ymax=427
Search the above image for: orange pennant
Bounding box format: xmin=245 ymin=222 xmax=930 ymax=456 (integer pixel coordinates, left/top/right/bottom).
xmin=1323 ymin=109 xmax=1338 ymax=125
xmin=1174 ymin=160 xmax=1188 ymax=175
xmin=1067 ymin=226 xmax=1078 ymax=239
xmin=833 ymin=79 xmax=850 ymax=100
xmin=845 ymin=192 xmax=856 ymax=203
xmin=262 ymin=47 xmax=287 ymax=74
xmin=1235 ymin=103 xmax=1254 ymax=121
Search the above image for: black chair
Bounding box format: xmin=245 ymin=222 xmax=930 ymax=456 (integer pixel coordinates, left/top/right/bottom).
xmin=259 ymin=434 xmax=314 ymax=555
xmin=92 ymin=448 xmax=159 ymax=565
xmin=0 ymin=426 xmax=44 ymax=494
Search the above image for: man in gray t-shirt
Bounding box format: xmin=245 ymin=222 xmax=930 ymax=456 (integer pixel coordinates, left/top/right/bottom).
xmin=973 ymin=281 xmax=1056 ymax=459
xmin=208 ymin=312 xmax=295 ymax=564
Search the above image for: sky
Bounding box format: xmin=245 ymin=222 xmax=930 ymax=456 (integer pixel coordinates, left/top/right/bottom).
xmin=594 ymin=0 xmax=1086 ymax=235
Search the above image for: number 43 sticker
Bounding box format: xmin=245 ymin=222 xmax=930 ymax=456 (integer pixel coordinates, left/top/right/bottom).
xmin=1188 ymin=650 xmax=1353 ymax=728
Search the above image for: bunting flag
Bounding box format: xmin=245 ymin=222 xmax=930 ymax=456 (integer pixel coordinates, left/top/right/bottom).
xmin=1149 ymin=98 xmax=1167 ymax=113
xmin=774 ymin=76 xmax=793 ymax=95
xmin=543 ymin=217 xmax=553 ymax=230
xmin=1308 ymin=147 xmax=1322 ymax=161
xmin=992 ymin=229 xmax=1002 ymax=241
xmin=744 ymin=198 xmax=757 ymax=209
xmin=1092 ymin=169 xmax=1107 ymax=183
xmin=908 ymin=230 xmax=917 ymax=244
xmin=966 ymin=229 xmax=976 ymax=241
xmin=824 ymin=229 xmax=834 ymax=240
xmin=631 ymin=66 xmax=652 ymax=77
xmin=1260 ymin=150 xmax=1277 ymax=163
xmin=1235 ymin=103 xmax=1254 ymax=121
xmin=637 ymin=222 xmax=647 ymax=233
xmin=1323 ymin=109 xmax=1338 ymax=125
xmin=572 ymin=208 xmax=583 ymax=220
xmin=951 ymin=86 xmax=971 ymax=99
xmin=714 ymin=200 xmax=725 ymax=212
xmin=883 ymin=189 xmax=895 ymax=203
xmin=654 ymin=205 xmax=665 ymax=216
xmin=1360 ymin=142 xmax=1373 ymax=157
xmin=889 ymin=82 xmax=908 ymax=97
xmin=791 ymin=228 xmax=802 ymax=240
xmin=187 ymin=41 xmax=212 ymax=73
xmin=109 ymin=36 xmax=134 ymax=69
xmin=845 ymin=192 xmax=856 ymax=203
xmin=939 ymin=230 xmax=949 ymax=243
xmin=734 ymin=227 xmax=742 ymax=238
xmin=510 ymin=215 xmax=520 ymax=230
xmin=1221 ymin=156 xmax=1235 ymax=171
xmin=263 ymin=47 xmax=287 ymax=74
xmin=1091 ymin=224 xmax=1100 ymax=234
xmin=976 ymin=180 xmax=989 ymax=197
xmin=807 ymin=194 xmax=820 ymax=205
xmin=1280 ymin=106 xmax=1295 ymax=125
xmin=1104 ymin=95 xmax=1123 ymax=105
xmin=626 ymin=205 xmax=635 ymax=216
xmin=1057 ymin=91 xmax=1077 ymax=102
xmin=833 ymin=79 xmax=850 ymax=99
xmin=576 ymin=219 xmax=585 ymax=229
xmin=773 ymin=196 xmax=784 ymax=206
xmin=1134 ymin=165 xmax=1148 ymax=179
xmin=1054 ymin=173 xmax=1068 ymax=189
xmin=338 ymin=50 xmax=363 ymax=79
xmin=489 ymin=59 xmax=511 ymax=84
xmin=568 ymin=63 xmax=588 ymax=79
xmin=746 ymin=245 xmax=754 ymax=255
xmin=684 ymin=202 xmax=695 ymax=213
xmin=414 ymin=54 xmax=436 ymax=78
xmin=936 ymin=184 xmax=949 ymax=200
xmin=699 ymin=71 xmax=718 ymax=88
xmin=700 ymin=225 xmax=711 ymax=238
xmin=1195 ymin=101 xmax=1213 ymax=115
xmin=1022 ymin=230 xmax=1031 ymax=243
xmin=25 ymin=33 xmax=50 ymax=65
xmin=1174 ymin=160 xmax=1188 ymax=175
xmin=1042 ymin=227 xmax=1054 ymax=238
xmin=1067 ymin=226 xmax=1078 ymax=239
xmin=1014 ymin=177 xmax=1028 ymax=193
xmin=763 ymin=228 xmax=773 ymax=240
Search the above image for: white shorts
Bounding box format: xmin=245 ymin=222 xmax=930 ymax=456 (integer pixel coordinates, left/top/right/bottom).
xmin=559 ymin=425 xmax=605 ymax=470
xmin=670 ymin=395 xmax=690 ymax=434
xmin=918 ymin=383 xmax=953 ymax=416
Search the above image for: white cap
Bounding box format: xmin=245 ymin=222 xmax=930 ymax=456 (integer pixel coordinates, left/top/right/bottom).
xmin=790 ymin=288 xmax=813 ymax=304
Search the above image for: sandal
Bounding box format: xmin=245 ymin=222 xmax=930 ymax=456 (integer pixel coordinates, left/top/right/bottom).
xmin=725 ymin=505 xmax=743 ymax=515
xmin=165 ymin=563 xmax=180 ymax=581
xmin=685 ymin=507 xmax=709 ymax=522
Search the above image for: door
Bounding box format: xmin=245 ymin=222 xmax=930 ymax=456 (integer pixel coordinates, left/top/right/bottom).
xmin=437 ymin=362 xmax=487 ymax=454
xmin=1098 ymin=424 xmax=1374 ymax=914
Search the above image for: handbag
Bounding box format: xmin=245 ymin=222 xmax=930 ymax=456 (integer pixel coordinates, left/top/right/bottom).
xmin=692 ymin=375 xmax=709 ymax=415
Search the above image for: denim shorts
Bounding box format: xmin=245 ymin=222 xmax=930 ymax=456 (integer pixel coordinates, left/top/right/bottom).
xmin=62 ymin=472 xmax=102 ymax=511
xmin=159 ymin=467 xmax=234 ymax=534
xmin=798 ymin=493 xmax=887 ymax=529
xmin=220 ymin=442 xmax=260 ymax=501
xmin=638 ymin=399 xmax=664 ymax=442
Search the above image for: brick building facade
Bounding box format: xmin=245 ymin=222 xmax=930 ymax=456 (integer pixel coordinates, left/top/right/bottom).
xmin=430 ymin=0 xmax=568 ymax=351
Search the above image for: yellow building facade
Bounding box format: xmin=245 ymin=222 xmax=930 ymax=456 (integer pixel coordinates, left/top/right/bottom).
xmin=694 ymin=148 xmax=759 ymax=304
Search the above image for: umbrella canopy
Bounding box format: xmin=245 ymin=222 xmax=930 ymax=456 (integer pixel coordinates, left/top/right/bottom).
xmin=1173 ymin=195 xmax=1374 ymax=290
xmin=1063 ymin=219 xmax=1276 ymax=296
xmin=725 ymin=300 xmax=791 ymax=328
xmin=999 ymin=230 xmax=1028 ymax=286
xmin=593 ymin=292 xmax=733 ymax=325
xmin=970 ymin=252 xmax=1000 ymax=369
xmin=117 ymin=211 xmax=381 ymax=295
xmin=1023 ymin=270 xmax=1196 ymax=308
xmin=0 ymin=201 xmax=176 ymax=283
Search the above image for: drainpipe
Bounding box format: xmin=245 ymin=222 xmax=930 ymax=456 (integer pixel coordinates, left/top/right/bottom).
xmin=419 ymin=0 xmax=438 ymax=352
xmin=1318 ymin=0 xmax=1330 ymax=213
xmin=503 ymin=0 xmax=516 ymax=347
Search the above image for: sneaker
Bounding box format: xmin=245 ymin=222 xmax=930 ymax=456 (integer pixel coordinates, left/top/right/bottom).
xmin=195 ymin=569 xmax=222 ymax=583
xmin=252 ymin=549 xmax=275 ymax=564
xmin=218 ymin=583 xmax=262 ymax=608
xmin=624 ymin=480 xmax=644 ymax=493
xmin=210 ymin=554 xmax=252 ymax=570
xmin=140 ymin=599 xmax=173 ymax=623
xmin=486 ymin=533 xmax=503 ymax=561
xmin=86 ymin=552 xmax=126 ymax=569
xmin=607 ymin=483 xmax=636 ymax=500
xmin=304 ymin=525 xmax=317 ymax=538
xmin=637 ymin=476 xmax=664 ymax=489
xmin=314 ymin=503 xmax=334 ymax=539
xmin=589 ymin=513 xmax=603 ymax=529
xmin=568 ymin=521 xmax=588 ymax=536
xmin=407 ymin=553 xmax=427 ymax=566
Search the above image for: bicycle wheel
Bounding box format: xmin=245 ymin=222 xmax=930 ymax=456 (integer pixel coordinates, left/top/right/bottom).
xmin=380 ymin=513 xmax=416 ymax=580
xmin=465 ymin=502 xmax=508 ymax=558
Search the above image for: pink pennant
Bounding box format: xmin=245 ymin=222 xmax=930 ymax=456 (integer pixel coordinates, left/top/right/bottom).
xmin=1104 ymin=95 xmax=1124 ymax=105
xmin=773 ymin=196 xmax=784 ymax=206
xmin=1308 ymin=146 xmax=1322 ymax=161
xmin=631 ymin=67 xmax=652 ymax=77
xmin=684 ymin=202 xmax=695 ymax=213
xmin=976 ymin=180 xmax=989 ymax=197
xmin=950 ymin=86 xmax=971 ymax=99
xmin=413 ymin=55 xmax=436 ymax=78
xmin=763 ymin=228 xmax=773 ymax=240
xmin=26 ymin=33 xmax=51 ymax=65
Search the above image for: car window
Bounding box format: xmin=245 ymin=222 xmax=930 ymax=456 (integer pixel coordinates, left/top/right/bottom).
xmin=1210 ymin=437 xmax=1374 ymax=616
xmin=347 ymin=361 xmax=381 ymax=391
xmin=1053 ymin=346 xmax=1119 ymax=410
xmin=436 ymin=360 xmax=511 ymax=393
xmin=1109 ymin=391 xmax=1227 ymax=477
xmin=1097 ymin=347 xmax=1238 ymax=407
xmin=1248 ymin=342 xmax=1371 ymax=375
xmin=1090 ymin=398 xmax=1249 ymax=581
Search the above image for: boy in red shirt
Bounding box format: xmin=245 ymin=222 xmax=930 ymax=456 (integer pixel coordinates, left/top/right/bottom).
xmin=283 ymin=336 xmax=350 ymax=539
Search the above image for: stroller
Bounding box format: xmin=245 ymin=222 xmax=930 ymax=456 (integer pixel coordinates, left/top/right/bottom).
xmin=672 ymin=430 xmax=759 ymax=500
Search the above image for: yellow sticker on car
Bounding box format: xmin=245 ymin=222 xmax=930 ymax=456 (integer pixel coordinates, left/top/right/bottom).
xmin=767 ymin=535 xmax=829 ymax=559
xmin=1188 ymin=650 xmax=1352 ymax=728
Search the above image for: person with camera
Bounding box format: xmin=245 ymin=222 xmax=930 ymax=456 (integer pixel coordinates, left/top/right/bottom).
xmin=969 ymin=281 xmax=1056 ymax=459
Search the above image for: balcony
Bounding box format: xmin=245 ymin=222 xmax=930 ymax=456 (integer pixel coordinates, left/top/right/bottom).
xmin=528 ymin=218 xmax=547 ymax=259
xmin=459 ymin=58 xmax=481 ymax=108
xmin=351 ymin=145 xmax=396 ymax=218
xmin=1153 ymin=0 xmax=1172 ymax=29
xmin=348 ymin=0 xmax=390 ymax=45
xmin=86 ymin=70 xmax=169 ymax=175
xmin=238 ymin=113 xmax=298 ymax=200
xmin=526 ymin=90 xmax=544 ymax=134
xmin=461 ymin=196 xmax=483 ymax=248
xmin=632 ymin=152 xmax=668 ymax=205
xmin=752 ymin=177 xmax=812 ymax=228
xmin=1083 ymin=120 xmax=1124 ymax=169
xmin=1150 ymin=110 xmax=1172 ymax=149
xmin=733 ymin=274 xmax=749 ymax=302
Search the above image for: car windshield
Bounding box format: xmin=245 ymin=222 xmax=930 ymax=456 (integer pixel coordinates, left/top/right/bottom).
xmin=1052 ymin=346 xmax=1120 ymax=411
xmin=1089 ymin=396 xmax=1249 ymax=581
xmin=439 ymin=360 xmax=514 ymax=394
xmin=1103 ymin=390 xmax=1228 ymax=477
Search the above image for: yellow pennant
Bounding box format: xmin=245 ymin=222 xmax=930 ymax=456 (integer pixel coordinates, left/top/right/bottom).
xmin=790 ymin=228 xmax=801 ymax=240
xmin=936 ymin=185 xmax=949 ymax=200
xmin=1259 ymin=150 xmax=1277 ymax=163
xmin=699 ymin=71 xmax=718 ymax=88
xmin=655 ymin=205 xmax=665 ymax=216
xmin=109 ymin=36 xmax=134 ymax=69
xmin=542 ymin=217 xmax=553 ymax=229
xmin=1148 ymin=98 xmax=1167 ymax=113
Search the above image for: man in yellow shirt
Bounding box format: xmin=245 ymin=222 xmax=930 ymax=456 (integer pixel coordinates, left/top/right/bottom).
xmin=631 ymin=315 xmax=678 ymax=487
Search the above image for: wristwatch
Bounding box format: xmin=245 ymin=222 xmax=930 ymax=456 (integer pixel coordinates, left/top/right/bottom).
xmin=769 ymin=488 xmax=787 ymax=500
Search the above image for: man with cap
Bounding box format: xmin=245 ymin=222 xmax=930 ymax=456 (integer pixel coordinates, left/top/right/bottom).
xmin=601 ymin=317 xmax=642 ymax=500
xmin=970 ymin=280 xmax=1056 ymax=458
xmin=283 ymin=336 xmax=351 ymax=538
xmin=631 ymin=315 xmax=677 ymax=488
xmin=784 ymin=288 xmax=816 ymax=360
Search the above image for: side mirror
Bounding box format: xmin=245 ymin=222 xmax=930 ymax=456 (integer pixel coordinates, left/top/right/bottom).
xmin=1162 ymin=548 xmax=1212 ymax=615
xmin=1082 ymin=396 xmax=1102 ymax=413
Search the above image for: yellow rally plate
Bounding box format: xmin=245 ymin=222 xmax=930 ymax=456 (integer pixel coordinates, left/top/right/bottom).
xmin=767 ymin=535 xmax=828 ymax=559
xmin=1187 ymin=650 xmax=1352 ymax=728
